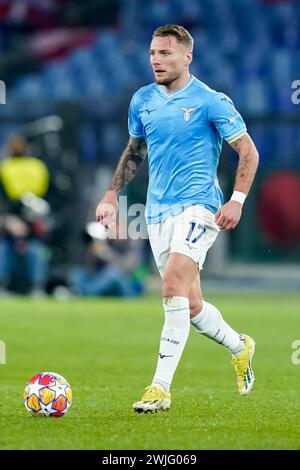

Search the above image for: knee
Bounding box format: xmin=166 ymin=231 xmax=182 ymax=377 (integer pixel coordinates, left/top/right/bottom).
xmin=162 ymin=273 xmax=187 ymax=298
xmin=189 ymin=298 xmax=203 ymax=318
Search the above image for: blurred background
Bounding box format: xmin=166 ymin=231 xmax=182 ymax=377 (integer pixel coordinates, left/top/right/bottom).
xmin=0 ymin=0 xmax=299 ymax=297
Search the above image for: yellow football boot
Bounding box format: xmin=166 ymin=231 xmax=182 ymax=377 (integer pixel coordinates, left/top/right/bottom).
xmin=132 ymin=385 xmax=171 ymax=413
xmin=232 ymin=334 xmax=256 ymax=395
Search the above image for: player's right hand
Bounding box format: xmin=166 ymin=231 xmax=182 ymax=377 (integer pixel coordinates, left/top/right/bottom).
xmin=95 ymin=190 xmax=118 ymax=230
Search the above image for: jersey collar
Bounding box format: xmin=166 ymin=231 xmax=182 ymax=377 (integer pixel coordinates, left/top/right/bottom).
xmin=159 ymin=75 xmax=195 ymax=99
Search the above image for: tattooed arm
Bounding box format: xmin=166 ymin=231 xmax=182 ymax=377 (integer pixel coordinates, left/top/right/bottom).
xmin=229 ymin=133 xmax=259 ymax=196
xmin=215 ymin=133 xmax=259 ymax=230
xmin=96 ymin=136 xmax=147 ymax=226
xmin=109 ymin=136 xmax=147 ymax=192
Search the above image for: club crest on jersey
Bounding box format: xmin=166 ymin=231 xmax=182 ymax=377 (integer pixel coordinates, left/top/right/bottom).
xmin=179 ymin=107 xmax=196 ymax=122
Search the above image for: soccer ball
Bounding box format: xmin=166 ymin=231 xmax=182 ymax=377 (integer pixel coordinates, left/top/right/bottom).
xmin=24 ymin=372 xmax=72 ymax=417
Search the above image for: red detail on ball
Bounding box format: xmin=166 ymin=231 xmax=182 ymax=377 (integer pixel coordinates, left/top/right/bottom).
xmin=52 ymin=395 xmax=67 ymax=412
xmin=29 ymin=373 xmax=42 ymax=384
xmin=51 ymin=412 xmax=65 ymax=418
xmin=39 ymin=374 xmax=56 ymax=386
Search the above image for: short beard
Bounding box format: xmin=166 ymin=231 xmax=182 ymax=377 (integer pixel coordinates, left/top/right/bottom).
xmin=154 ymin=73 xmax=180 ymax=87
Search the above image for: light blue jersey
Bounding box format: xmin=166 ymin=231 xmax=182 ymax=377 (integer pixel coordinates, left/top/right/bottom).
xmin=128 ymin=75 xmax=247 ymax=224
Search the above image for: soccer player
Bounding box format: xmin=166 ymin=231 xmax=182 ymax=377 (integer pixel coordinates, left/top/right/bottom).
xmin=96 ymin=25 xmax=259 ymax=413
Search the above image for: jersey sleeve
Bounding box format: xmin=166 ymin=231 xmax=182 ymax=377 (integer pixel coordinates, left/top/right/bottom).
xmin=207 ymin=92 xmax=247 ymax=144
xmin=128 ymin=93 xmax=144 ymax=138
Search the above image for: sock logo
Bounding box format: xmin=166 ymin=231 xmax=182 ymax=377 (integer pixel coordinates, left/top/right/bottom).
xmin=161 ymin=336 xmax=179 ymax=345
xmin=159 ymin=353 xmax=174 ymax=359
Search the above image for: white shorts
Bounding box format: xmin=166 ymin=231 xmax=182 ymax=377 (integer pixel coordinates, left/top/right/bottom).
xmin=147 ymin=205 xmax=220 ymax=276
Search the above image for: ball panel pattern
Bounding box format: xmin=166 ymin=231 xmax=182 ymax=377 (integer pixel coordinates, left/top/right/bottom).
xmin=39 ymin=387 xmax=56 ymax=405
xmin=24 ymin=372 xmax=72 ymax=418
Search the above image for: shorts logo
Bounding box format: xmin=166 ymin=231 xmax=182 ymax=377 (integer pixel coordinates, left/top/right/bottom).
xmin=184 ymin=243 xmax=197 ymax=250
xmin=179 ymin=107 xmax=196 ymax=122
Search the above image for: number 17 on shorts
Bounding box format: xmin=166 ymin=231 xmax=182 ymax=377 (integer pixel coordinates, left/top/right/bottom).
xmin=185 ymin=221 xmax=206 ymax=244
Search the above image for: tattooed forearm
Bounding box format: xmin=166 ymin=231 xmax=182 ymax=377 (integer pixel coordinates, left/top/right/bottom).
xmin=229 ymin=133 xmax=259 ymax=194
xmin=109 ymin=137 xmax=147 ymax=192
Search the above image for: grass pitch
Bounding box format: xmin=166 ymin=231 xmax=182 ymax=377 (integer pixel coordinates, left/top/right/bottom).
xmin=0 ymin=292 xmax=300 ymax=450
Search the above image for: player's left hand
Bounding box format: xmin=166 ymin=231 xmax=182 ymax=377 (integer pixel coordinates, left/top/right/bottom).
xmin=215 ymin=200 xmax=243 ymax=230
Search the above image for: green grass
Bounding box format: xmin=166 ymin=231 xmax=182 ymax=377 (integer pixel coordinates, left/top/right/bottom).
xmin=0 ymin=293 xmax=300 ymax=450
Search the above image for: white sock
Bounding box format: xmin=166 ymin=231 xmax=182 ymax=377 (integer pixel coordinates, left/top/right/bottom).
xmin=152 ymin=296 xmax=190 ymax=392
xmin=191 ymin=301 xmax=245 ymax=355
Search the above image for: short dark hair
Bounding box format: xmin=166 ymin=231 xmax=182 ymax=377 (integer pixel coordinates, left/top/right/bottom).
xmin=153 ymin=25 xmax=194 ymax=51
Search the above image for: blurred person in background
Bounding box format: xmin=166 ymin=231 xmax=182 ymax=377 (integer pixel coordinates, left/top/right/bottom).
xmin=69 ymin=220 xmax=145 ymax=297
xmin=96 ymin=25 xmax=259 ymax=413
xmin=0 ymin=135 xmax=51 ymax=296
